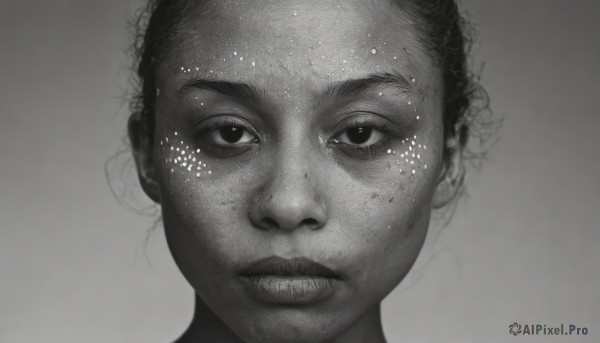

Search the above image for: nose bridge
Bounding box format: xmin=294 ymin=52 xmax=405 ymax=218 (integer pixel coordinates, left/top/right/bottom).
xmin=250 ymin=130 xmax=327 ymax=232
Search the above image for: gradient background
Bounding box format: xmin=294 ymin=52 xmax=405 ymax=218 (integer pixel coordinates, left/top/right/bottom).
xmin=1 ymin=1 xmax=598 ymax=342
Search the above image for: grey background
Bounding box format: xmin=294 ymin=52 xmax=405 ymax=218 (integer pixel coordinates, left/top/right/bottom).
xmin=1 ymin=0 xmax=598 ymax=342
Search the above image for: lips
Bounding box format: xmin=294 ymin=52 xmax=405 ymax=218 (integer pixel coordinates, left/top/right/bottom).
xmin=239 ymin=256 xmax=341 ymax=304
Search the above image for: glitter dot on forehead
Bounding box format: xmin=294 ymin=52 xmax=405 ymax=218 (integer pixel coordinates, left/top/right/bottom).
xmin=371 ymin=48 xmax=377 ymax=55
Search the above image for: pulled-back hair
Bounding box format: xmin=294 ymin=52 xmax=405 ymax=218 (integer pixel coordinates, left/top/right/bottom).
xmin=128 ymin=0 xmax=496 ymax=204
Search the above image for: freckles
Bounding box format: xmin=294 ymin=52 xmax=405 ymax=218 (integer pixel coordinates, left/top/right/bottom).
xmin=159 ymin=131 xmax=214 ymax=180
xmin=385 ymin=135 xmax=429 ymax=188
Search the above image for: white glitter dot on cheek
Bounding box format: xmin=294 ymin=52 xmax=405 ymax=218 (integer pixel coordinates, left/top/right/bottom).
xmin=371 ymin=48 xmax=377 ymax=55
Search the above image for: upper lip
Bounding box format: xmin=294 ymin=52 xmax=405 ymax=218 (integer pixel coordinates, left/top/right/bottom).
xmin=239 ymin=256 xmax=342 ymax=279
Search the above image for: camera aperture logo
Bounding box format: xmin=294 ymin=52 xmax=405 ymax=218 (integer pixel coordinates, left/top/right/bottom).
xmin=509 ymin=322 xmax=589 ymax=336
xmin=509 ymin=322 xmax=522 ymax=336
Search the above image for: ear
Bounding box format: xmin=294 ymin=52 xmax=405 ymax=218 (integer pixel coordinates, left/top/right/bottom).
xmin=128 ymin=113 xmax=161 ymax=203
xmin=432 ymin=136 xmax=465 ymax=209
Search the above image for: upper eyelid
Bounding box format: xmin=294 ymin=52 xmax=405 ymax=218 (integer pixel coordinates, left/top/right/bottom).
xmin=195 ymin=115 xmax=261 ymax=140
xmin=331 ymin=113 xmax=389 ymax=131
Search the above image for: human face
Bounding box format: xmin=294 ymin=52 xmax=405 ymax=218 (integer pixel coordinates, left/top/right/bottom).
xmin=151 ymin=0 xmax=444 ymax=341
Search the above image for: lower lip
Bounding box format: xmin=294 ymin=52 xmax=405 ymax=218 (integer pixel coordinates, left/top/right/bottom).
xmin=241 ymin=275 xmax=337 ymax=304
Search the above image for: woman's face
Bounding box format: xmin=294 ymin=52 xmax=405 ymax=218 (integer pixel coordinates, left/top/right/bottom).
xmin=146 ymin=0 xmax=445 ymax=341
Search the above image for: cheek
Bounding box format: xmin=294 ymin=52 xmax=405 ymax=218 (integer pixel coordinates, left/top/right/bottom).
xmin=155 ymin=131 xmax=254 ymax=284
xmin=157 ymin=131 xmax=215 ymax=177
xmin=328 ymin=135 xmax=438 ymax=289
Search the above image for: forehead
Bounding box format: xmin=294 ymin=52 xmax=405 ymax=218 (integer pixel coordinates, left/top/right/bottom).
xmin=157 ymin=0 xmax=433 ymax=90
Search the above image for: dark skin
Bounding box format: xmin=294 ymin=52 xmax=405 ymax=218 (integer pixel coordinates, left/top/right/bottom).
xmin=130 ymin=1 xmax=464 ymax=342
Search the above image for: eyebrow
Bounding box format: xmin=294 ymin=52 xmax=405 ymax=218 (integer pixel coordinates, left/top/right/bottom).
xmin=317 ymin=72 xmax=413 ymax=103
xmin=176 ymin=72 xmax=412 ymax=105
xmin=177 ymin=78 xmax=267 ymax=105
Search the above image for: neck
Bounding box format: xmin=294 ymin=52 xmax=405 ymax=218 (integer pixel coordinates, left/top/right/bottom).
xmin=175 ymin=294 xmax=387 ymax=343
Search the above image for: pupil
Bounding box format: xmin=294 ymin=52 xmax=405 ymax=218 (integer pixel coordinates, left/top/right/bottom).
xmin=346 ymin=127 xmax=372 ymax=144
xmin=220 ymin=126 xmax=244 ymax=143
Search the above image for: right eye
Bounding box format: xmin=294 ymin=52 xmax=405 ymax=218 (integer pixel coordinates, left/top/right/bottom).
xmin=194 ymin=115 xmax=259 ymax=158
xmin=209 ymin=125 xmax=256 ymax=145
xmin=334 ymin=126 xmax=386 ymax=147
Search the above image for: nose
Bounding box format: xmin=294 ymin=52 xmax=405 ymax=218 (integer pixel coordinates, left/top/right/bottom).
xmin=249 ymin=151 xmax=328 ymax=232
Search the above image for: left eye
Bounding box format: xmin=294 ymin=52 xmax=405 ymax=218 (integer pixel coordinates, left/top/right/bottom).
xmin=209 ymin=125 xmax=256 ymax=145
xmin=334 ymin=126 xmax=385 ymax=147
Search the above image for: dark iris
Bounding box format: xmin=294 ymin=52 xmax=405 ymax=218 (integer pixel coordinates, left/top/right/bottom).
xmin=219 ymin=126 xmax=243 ymax=143
xmin=346 ymin=127 xmax=372 ymax=144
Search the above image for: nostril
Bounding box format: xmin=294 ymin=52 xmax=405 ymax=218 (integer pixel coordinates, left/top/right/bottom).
xmin=261 ymin=217 xmax=280 ymax=229
xmin=300 ymin=218 xmax=318 ymax=228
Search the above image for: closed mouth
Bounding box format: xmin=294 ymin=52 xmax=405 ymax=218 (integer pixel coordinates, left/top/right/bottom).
xmin=238 ymin=256 xmax=342 ymax=304
xmin=239 ymin=256 xmax=342 ymax=279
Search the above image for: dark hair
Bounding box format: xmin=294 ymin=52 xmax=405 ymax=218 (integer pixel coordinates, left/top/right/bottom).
xmin=128 ymin=0 xmax=495 ymax=199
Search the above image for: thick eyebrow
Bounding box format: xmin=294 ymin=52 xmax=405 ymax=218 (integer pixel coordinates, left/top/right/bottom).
xmin=177 ymin=78 xmax=267 ymax=105
xmin=176 ymin=72 xmax=412 ymax=105
xmin=317 ymin=72 xmax=413 ymax=103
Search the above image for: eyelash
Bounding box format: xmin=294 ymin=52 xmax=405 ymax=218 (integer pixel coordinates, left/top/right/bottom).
xmin=329 ymin=119 xmax=395 ymax=159
xmin=194 ymin=115 xmax=400 ymax=160
xmin=194 ymin=116 xmax=258 ymax=156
